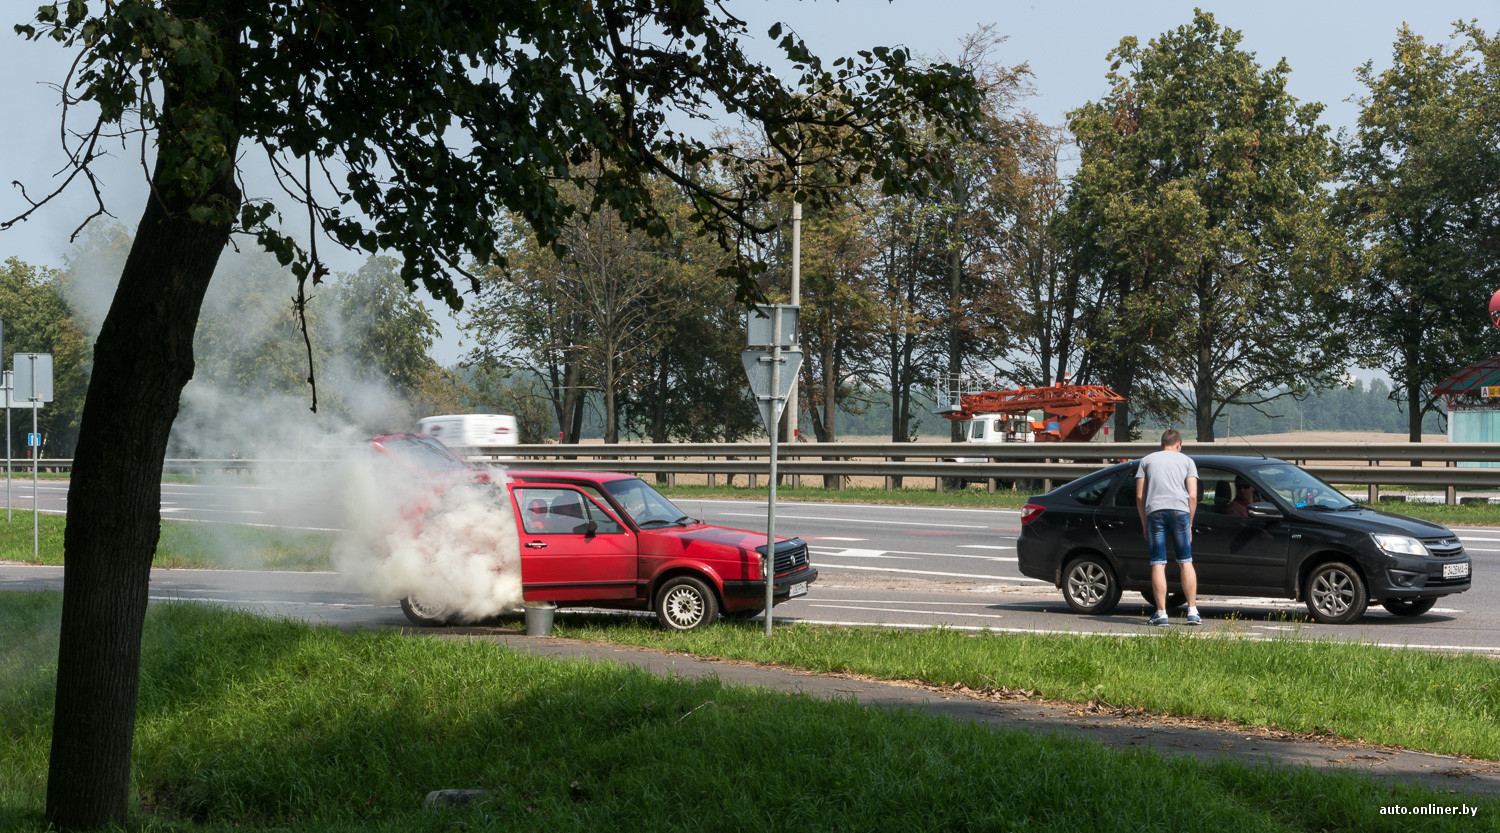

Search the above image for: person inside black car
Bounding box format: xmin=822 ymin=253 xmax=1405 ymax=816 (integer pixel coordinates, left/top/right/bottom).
xmin=1227 ymin=478 xmax=1257 ymax=517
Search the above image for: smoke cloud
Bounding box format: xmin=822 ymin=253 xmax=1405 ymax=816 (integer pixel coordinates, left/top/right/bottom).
xmin=63 ymin=235 xmax=524 ymax=620
xmin=332 ymin=454 xmax=522 ymax=621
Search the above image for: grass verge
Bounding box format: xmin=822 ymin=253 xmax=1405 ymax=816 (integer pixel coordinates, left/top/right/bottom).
xmin=0 ymin=513 xmax=333 ymax=571
xmin=549 ymin=615 xmax=1500 ymax=762
xmin=1 ymin=593 xmax=1493 ymax=832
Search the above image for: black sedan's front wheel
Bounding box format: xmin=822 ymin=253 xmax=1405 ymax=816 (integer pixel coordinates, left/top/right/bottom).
xmin=1063 ymin=554 xmax=1121 ymax=615
xmin=1303 ymin=562 xmax=1368 ymax=624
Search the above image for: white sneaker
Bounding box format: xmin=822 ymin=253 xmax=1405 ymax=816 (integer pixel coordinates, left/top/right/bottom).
xmin=1148 ymin=611 xmax=1169 ymax=627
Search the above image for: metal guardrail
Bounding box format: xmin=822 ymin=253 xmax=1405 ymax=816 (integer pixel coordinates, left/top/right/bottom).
xmin=489 ymin=442 xmax=1500 ymax=500
xmin=14 ymin=442 xmax=1500 ymax=501
xmin=504 ymin=440 xmax=1500 ymax=463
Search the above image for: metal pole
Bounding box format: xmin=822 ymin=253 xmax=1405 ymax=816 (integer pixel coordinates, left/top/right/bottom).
xmin=787 ymin=198 xmax=801 ymax=444
xmin=30 ymin=354 xmax=38 ymax=560
xmin=5 ymin=371 xmax=10 ymax=523
xmin=764 ymin=309 xmax=781 ymax=637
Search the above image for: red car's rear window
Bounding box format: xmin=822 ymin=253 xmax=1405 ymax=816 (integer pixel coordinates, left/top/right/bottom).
xmin=376 ymin=435 xmax=472 ymax=474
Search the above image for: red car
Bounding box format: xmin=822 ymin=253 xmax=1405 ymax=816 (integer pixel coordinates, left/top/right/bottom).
xmin=370 ymin=434 xmax=817 ymax=630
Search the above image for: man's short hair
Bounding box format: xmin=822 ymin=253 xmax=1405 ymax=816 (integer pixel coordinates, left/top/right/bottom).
xmin=1160 ymin=428 xmax=1182 ymax=448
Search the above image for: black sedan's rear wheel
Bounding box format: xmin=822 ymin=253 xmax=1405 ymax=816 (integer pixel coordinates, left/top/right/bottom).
xmin=1381 ymin=597 xmax=1437 ymax=617
xmin=1063 ymin=555 xmax=1121 ymax=615
xmin=1303 ymin=562 xmax=1368 ymax=624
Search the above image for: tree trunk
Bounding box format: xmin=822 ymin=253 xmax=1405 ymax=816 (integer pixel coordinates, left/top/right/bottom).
xmin=46 ymin=125 xmax=239 ymax=829
xmin=1111 ymin=368 xmax=1136 ymax=443
xmin=1195 ymin=358 xmax=1216 ymax=442
xmin=563 ymin=359 xmax=584 ymax=444
xmin=1407 ymin=372 xmax=1425 ymax=444
xmin=604 ymin=355 xmax=618 ymax=444
xmin=651 ymin=353 xmax=669 ymax=444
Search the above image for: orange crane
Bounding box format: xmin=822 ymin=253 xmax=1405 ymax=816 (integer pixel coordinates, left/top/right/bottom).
xmin=936 ymin=376 xmax=1127 ymax=443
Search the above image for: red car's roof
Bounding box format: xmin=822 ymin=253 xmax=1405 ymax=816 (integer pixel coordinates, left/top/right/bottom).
xmin=505 ymin=469 xmax=639 ymax=483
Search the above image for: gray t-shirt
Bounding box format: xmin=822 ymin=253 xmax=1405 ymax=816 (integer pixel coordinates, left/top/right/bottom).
xmin=1137 ymin=450 xmax=1198 ymax=515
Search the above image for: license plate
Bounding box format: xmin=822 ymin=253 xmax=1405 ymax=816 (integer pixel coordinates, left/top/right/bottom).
xmin=1444 ymin=563 xmax=1470 ymax=579
xmin=788 ymin=581 xmax=807 ymax=598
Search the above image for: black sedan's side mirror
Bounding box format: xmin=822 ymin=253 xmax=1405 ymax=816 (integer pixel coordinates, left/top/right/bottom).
xmin=1247 ymin=501 xmax=1283 ymax=520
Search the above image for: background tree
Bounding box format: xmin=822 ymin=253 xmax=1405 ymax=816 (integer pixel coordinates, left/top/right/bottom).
xmin=8 ymin=2 xmax=981 ymax=827
xmin=796 ymin=192 xmax=883 ymax=447
xmin=927 ymin=29 xmax=1031 ymax=441
xmin=0 ymin=257 xmax=91 ymax=456
xmin=465 ymin=222 xmax=595 ymax=443
xmin=997 ymin=120 xmax=1082 ymax=389
xmin=191 ymin=250 xmax=329 ymax=396
xmin=1065 ymin=11 xmax=1345 ymax=441
xmin=621 ymin=179 xmax=757 ymax=444
xmin=868 ymin=191 xmax=940 ymax=442
xmin=1338 ymin=22 xmax=1500 ymax=441
xmin=327 ymin=256 xmax=443 ymax=403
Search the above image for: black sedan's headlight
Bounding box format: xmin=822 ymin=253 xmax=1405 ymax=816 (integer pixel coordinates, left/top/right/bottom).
xmin=1371 ymin=533 xmax=1426 ymax=556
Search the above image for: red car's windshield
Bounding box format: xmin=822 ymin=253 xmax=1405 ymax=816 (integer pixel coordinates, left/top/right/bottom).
xmin=602 ymin=477 xmax=691 ymax=528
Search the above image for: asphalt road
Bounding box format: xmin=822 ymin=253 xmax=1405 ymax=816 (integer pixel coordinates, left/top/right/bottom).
xmin=4 ymin=476 xmax=1497 ymax=653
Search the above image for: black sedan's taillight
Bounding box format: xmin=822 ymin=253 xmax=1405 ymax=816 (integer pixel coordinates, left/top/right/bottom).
xmin=1020 ymin=503 xmax=1045 ymax=525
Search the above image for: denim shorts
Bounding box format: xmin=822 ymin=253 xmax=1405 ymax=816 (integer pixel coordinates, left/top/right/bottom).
xmin=1146 ymin=510 xmax=1192 ymax=566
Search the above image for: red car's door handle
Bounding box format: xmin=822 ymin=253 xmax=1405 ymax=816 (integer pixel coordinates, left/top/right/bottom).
xmin=1100 ymin=520 xmax=1124 ymax=529
xmin=524 ymin=541 xmax=548 ymax=549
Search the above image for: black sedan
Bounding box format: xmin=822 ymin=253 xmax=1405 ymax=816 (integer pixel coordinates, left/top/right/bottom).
xmin=1016 ymin=455 xmax=1473 ymax=624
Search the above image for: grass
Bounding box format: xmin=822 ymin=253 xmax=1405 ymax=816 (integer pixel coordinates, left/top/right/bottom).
xmin=549 ymin=615 xmax=1500 ymax=763
xmin=1 ymin=593 xmax=1493 ymax=832
xmin=0 ymin=513 xmax=333 ymax=571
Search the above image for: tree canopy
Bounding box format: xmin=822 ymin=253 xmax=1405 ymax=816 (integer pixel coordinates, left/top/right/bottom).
xmin=1063 ymin=10 xmax=1345 ymax=441
xmin=1336 ymin=22 xmax=1500 ymax=440
xmin=9 ymin=2 xmax=983 ymax=829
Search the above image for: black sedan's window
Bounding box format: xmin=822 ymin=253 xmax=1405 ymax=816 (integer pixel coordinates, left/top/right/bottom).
xmin=1110 ymin=467 xmax=1140 ymax=508
xmin=1070 ymin=475 xmax=1114 ymax=506
xmin=1197 ymin=468 xmax=1237 ymax=514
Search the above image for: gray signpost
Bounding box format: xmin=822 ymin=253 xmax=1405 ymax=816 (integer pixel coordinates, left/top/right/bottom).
xmin=12 ymin=354 xmax=53 ymax=558
xmin=3 ymin=370 xmax=11 ymax=521
xmin=742 ymin=305 xmax=801 ymax=636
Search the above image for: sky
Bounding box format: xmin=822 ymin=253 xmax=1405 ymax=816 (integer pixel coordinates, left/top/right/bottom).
xmin=0 ymin=0 xmax=1494 ymax=366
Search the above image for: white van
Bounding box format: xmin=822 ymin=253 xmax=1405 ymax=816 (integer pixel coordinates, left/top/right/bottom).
xmin=948 ymin=413 xmax=1038 ymax=462
xmin=415 ymin=414 xmax=519 ymax=459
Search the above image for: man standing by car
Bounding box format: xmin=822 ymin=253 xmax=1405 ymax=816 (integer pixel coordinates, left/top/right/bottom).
xmin=1136 ymin=429 xmax=1200 ymax=626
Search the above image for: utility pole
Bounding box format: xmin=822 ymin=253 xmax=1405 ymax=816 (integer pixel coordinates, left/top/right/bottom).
xmin=787 ymin=196 xmax=801 ymax=442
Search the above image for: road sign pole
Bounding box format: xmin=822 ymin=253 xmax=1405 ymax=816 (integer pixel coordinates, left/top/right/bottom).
xmin=743 ymin=305 xmax=799 ymax=637
xmin=5 ymin=371 xmax=10 ymax=523
xmin=30 ymin=354 xmax=38 ymax=560
xmin=764 ymin=312 xmax=781 ymax=637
